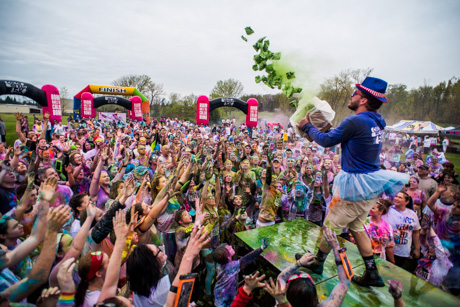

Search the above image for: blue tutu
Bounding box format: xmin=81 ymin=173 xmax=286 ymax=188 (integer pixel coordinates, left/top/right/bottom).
xmin=333 ymin=170 xmax=409 ymax=202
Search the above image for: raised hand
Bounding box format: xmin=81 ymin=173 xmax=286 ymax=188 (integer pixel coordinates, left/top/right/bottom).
xmin=298 ymin=252 xmax=317 ymax=267
xmin=36 ymin=287 xmax=61 ymax=307
xmin=260 ymin=237 xmax=269 ymax=250
xmin=101 ymin=147 xmax=109 ymax=161
xmin=265 ymin=277 xmax=288 ymax=304
xmin=15 ymin=112 xmax=24 ymax=121
xmin=47 ymin=205 xmax=72 ymax=232
xmin=184 ymin=226 xmax=210 ymax=258
xmin=243 ymin=271 xmax=266 ymax=294
xmin=122 ymin=151 xmax=130 ymax=166
xmin=43 ymin=112 xmax=50 ymax=121
xmin=205 ymin=166 xmax=213 ymax=181
xmin=13 ymin=146 xmax=21 ymax=157
xmin=123 ymin=177 xmax=136 ymax=197
xmin=39 ymin=177 xmax=58 ymax=202
xmin=323 ymin=226 xmax=339 ymax=250
xmin=63 ymin=143 xmax=70 ymax=152
xmin=64 ymin=164 xmax=73 ymax=174
xmin=388 ymin=280 xmax=403 ymax=300
xmin=129 ymin=206 xmax=138 ymax=233
xmin=27 ymin=172 xmax=36 ymax=188
xmin=436 ymin=183 xmax=447 ymax=195
xmin=57 ymin=258 xmax=76 ymax=293
xmin=30 ymin=150 xmax=37 ymax=163
xmin=113 ymin=210 xmax=130 ymax=241
xmin=86 ymin=201 xmax=97 ymax=218
xmin=6 ymin=146 xmax=13 ymax=158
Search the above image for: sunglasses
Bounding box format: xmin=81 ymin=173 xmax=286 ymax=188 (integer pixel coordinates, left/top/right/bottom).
xmin=288 ymin=273 xmax=313 ymax=285
xmin=351 ymin=90 xmax=365 ymax=98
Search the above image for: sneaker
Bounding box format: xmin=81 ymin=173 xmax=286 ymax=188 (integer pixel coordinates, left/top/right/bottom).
xmin=352 ymin=269 xmax=385 ymax=287
xmin=295 ymin=253 xmax=324 ymax=275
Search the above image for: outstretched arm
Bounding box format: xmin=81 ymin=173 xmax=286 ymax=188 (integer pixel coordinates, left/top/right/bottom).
xmin=426 ymin=183 xmax=446 ymax=214
xmin=1 ymin=177 xmax=55 ymax=270
xmin=320 ymin=227 xmax=350 ymax=307
xmin=138 ymin=194 xmax=169 ymax=232
xmin=2 ymin=206 xmax=72 ymax=302
xmin=239 ymin=238 xmax=267 ymax=270
xmin=49 ymin=202 xmax=97 ymax=287
xmin=13 ymin=172 xmax=36 ymax=224
xmin=89 ymin=148 xmax=107 ymax=200
xmin=300 ymin=116 xmax=355 ymax=148
xmin=97 ymin=210 xmax=133 ymax=303
xmin=15 ymin=113 xmax=26 ymax=144
xmin=165 ymin=227 xmax=210 ymax=307
xmin=39 ymin=112 xmax=50 ymax=141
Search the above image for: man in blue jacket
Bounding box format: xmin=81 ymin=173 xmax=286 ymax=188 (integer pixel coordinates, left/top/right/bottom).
xmin=295 ymin=77 xmax=408 ymax=287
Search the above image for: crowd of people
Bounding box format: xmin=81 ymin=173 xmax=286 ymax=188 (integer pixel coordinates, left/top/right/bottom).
xmin=0 ymin=82 xmax=458 ymax=306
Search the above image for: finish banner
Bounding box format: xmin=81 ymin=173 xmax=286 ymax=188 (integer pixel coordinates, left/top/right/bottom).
xmin=89 ymin=85 xmax=135 ymax=96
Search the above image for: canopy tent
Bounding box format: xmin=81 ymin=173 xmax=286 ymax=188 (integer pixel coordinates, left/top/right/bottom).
xmin=440 ymin=126 xmax=460 ymax=135
xmin=385 ymin=120 xmax=444 ymax=134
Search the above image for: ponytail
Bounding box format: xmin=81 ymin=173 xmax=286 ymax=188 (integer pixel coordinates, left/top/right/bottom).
xmin=75 ymin=279 xmax=89 ymax=307
xmin=75 ymin=252 xmax=93 ymax=307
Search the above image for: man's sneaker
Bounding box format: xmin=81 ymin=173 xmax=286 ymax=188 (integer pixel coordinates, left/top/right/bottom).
xmin=352 ymin=269 xmax=385 ymax=287
xmin=295 ymin=253 xmax=324 ymax=275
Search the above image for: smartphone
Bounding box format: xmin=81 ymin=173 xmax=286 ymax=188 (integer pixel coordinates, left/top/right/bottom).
xmin=174 ymin=273 xmax=198 ymax=307
xmin=55 ymin=160 xmax=63 ymax=173
xmin=339 ymin=248 xmax=353 ymax=279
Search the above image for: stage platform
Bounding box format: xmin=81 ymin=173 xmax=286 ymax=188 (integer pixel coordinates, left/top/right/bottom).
xmin=235 ymin=219 xmax=460 ymax=306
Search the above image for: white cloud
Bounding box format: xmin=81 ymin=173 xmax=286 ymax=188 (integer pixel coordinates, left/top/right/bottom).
xmin=0 ymin=0 xmax=459 ymax=101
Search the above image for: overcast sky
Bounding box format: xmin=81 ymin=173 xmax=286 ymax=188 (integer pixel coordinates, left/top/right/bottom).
xmin=1 ymin=0 xmax=459 ymax=100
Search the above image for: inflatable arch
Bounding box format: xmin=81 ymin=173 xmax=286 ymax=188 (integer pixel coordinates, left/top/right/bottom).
xmin=196 ymin=96 xmax=258 ymax=127
xmin=74 ymin=85 xmax=150 ymax=123
xmin=0 ymin=80 xmax=62 ymax=122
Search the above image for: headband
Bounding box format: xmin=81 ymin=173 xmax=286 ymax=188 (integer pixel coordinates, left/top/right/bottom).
xmin=87 ymin=251 xmax=103 ymax=280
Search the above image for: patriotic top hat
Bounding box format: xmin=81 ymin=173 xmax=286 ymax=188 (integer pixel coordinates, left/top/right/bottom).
xmin=356 ymin=77 xmax=388 ymax=103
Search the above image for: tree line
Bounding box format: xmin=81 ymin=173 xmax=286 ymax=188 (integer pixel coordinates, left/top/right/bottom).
xmin=317 ymin=68 xmax=460 ymax=126
xmin=2 ymin=71 xmax=457 ymax=127
xmin=128 ymin=70 xmax=459 ymax=127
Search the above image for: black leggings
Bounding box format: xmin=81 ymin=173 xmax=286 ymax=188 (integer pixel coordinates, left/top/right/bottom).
xmin=394 ymin=255 xmax=418 ymax=273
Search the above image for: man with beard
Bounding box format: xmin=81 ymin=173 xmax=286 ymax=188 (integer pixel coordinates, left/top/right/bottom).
xmin=296 ymin=77 xmax=409 ymax=287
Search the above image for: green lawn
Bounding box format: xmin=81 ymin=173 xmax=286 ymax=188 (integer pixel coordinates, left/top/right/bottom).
xmin=0 ymin=113 xmax=70 ymax=147
xmin=1 ymin=112 xmax=459 ymax=174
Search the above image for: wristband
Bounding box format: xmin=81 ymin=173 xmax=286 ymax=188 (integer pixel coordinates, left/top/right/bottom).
xmin=335 ymin=260 xmax=343 ymax=266
xmin=170 ymin=285 xmax=178 ymax=293
xmin=58 ymin=292 xmax=75 ymax=306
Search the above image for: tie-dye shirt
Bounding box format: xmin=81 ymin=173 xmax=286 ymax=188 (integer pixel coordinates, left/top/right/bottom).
xmin=214 ymin=247 xmax=264 ymax=307
xmin=363 ymin=217 xmax=394 ymax=260
xmin=49 ymin=185 xmax=74 ymax=208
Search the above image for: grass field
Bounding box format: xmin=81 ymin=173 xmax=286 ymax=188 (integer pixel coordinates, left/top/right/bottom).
xmin=1 ymin=113 xmax=459 ymax=174
xmin=0 ymin=113 xmax=71 ymax=147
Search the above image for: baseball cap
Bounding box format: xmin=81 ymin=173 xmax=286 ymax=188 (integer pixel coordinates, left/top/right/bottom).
xmin=418 ymin=165 xmax=429 ymax=170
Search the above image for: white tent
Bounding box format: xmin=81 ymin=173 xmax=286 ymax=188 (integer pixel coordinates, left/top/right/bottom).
xmin=385 ymin=120 xmax=444 ymax=134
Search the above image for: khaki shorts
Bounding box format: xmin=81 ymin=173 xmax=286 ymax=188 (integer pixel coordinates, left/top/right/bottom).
xmin=324 ymin=196 xmax=378 ymax=233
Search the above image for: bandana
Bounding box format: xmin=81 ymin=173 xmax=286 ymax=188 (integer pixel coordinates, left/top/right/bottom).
xmin=87 ymin=251 xmax=103 ymax=280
